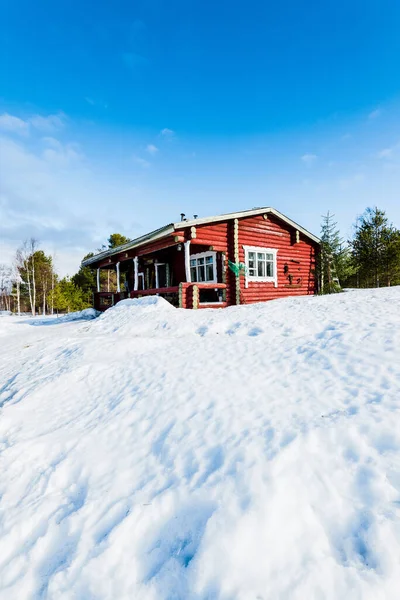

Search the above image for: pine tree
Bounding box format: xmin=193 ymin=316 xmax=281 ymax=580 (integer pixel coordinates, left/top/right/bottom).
xmin=350 ymin=207 xmax=400 ymax=288
xmin=108 ymin=233 xmax=131 ymax=249
xmin=72 ymin=253 xmax=97 ymax=305
xmin=318 ymin=212 xmax=350 ymax=293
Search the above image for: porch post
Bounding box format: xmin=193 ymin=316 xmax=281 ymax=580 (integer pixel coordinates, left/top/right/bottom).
xmin=96 ymin=268 xmax=100 ymax=292
xmin=116 ymin=262 xmax=120 ymax=293
xmin=133 ymin=257 xmax=139 ymax=291
xmin=184 ymin=240 xmax=191 ymax=283
xmin=155 ymin=260 xmax=159 ymax=289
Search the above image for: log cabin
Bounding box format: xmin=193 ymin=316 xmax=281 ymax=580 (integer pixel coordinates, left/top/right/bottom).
xmin=82 ymin=207 xmax=320 ymax=311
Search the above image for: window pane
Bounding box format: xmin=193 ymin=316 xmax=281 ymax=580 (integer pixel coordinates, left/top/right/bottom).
xmin=206 ymin=264 xmax=214 ymax=281
xmin=190 ymin=266 xmax=197 ymax=282
xmin=257 ymin=252 xmax=265 ymax=260
xmin=190 ymin=259 xmax=196 ymax=267
xmin=248 ymin=252 xmax=255 ymax=261
xmin=266 ymin=262 xmax=273 ymax=277
xmin=265 ymin=253 xmax=273 ymax=261
xmin=205 ymin=256 xmax=213 ymax=264
xmin=198 ymin=257 xmax=204 ymax=265
xmin=248 ymin=268 xmax=256 ymax=276
xmin=257 ymin=260 xmax=266 ymax=277
xmin=198 ymin=265 xmax=205 ymax=281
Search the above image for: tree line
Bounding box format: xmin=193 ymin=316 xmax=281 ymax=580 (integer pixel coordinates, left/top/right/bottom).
xmin=318 ymin=206 xmax=400 ymax=293
xmin=0 ymin=233 xmax=130 ymax=315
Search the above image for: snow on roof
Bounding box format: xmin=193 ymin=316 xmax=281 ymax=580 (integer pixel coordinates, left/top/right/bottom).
xmin=82 ymin=206 xmax=320 ymax=267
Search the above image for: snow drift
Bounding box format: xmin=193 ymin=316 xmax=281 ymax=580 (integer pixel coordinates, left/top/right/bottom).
xmin=1 ymin=287 xmax=400 ymax=599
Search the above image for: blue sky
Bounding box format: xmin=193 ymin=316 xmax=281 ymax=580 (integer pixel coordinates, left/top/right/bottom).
xmin=1 ymin=0 xmax=400 ymax=275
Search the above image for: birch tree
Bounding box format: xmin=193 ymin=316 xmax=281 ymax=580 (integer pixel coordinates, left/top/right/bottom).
xmin=0 ymin=264 xmax=12 ymax=311
xmin=16 ymin=238 xmax=39 ymax=316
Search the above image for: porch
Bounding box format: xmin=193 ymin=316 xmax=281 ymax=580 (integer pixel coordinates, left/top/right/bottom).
xmin=94 ymin=283 xmax=227 ymax=310
xmin=93 ymin=240 xmax=229 ymax=311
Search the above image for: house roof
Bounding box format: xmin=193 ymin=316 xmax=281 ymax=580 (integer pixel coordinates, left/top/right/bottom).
xmin=82 ymin=207 xmax=320 ymax=267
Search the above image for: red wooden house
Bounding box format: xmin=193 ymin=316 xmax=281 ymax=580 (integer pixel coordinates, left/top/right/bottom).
xmin=82 ymin=207 xmax=320 ymax=311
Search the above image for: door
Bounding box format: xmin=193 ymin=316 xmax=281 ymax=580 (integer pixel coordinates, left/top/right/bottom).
xmin=155 ymin=263 xmax=169 ymax=288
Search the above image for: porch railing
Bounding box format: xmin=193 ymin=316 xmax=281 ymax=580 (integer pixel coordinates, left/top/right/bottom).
xmin=94 ymin=282 xmax=227 ymax=310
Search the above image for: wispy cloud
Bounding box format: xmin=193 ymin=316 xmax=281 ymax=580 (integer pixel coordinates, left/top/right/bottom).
xmin=41 ymin=138 xmax=84 ymax=166
xmin=160 ymin=128 xmax=175 ymax=138
xmin=0 ymin=128 xmax=142 ymax=276
xmin=146 ymin=144 xmax=159 ymax=155
xmin=301 ymin=153 xmax=317 ymax=166
xmin=0 ymin=112 xmax=67 ymax=136
xmin=0 ymin=113 xmax=29 ymax=135
xmin=132 ymin=155 xmax=150 ymax=168
xmin=85 ymin=97 xmax=95 ymax=106
xmin=377 ymin=147 xmax=394 ymax=159
xmin=29 ymin=112 xmax=66 ymax=133
xmin=368 ymin=109 xmax=381 ymax=120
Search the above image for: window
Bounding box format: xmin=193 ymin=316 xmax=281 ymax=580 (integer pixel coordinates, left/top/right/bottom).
xmin=243 ymin=246 xmax=278 ymax=288
xmin=190 ymin=252 xmax=217 ymax=283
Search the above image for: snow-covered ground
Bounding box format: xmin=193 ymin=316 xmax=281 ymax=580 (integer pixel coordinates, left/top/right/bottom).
xmin=1 ymin=288 xmax=400 ymax=600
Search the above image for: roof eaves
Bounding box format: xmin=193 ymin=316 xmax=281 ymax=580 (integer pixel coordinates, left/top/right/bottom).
xmin=81 ymin=223 xmax=175 ymax=267
xmin=173 ymin=207 xmax=320 ymax=244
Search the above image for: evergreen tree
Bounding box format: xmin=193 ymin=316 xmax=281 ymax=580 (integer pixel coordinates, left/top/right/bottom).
xmin=108 ymin=233 xmax=130 ymax=249
xmin=350 ymin=207 xmax=400 ymax=288
xmin=318 ymin=212 xmax=352 ymax=293
xmin=71 ymin=252 xmax=96 ymax=304
xmin=49 ymin=278 xmax=91 ymax=313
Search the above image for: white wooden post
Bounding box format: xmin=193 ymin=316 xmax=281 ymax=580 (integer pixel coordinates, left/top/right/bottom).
xmin=155 ymin=260 xmax=159 ymax=289
xmin=96 ymin=268 xmax=100 ymax=292
xmin=116 ymin=262 xmax=120 ymax=293
xmin=184 ymin=241 xmax=191 ymax=283
xmin=133 ymin=257 xmax=139 ymax=291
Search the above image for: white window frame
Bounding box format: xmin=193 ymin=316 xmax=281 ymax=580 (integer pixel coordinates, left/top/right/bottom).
xmin=243 ymin=246 xmax=278 ymax=288
xmin=154 ymin=262 xmax=169 ymax=289
xmin=190 ymin=251 xmax=217 ymax=284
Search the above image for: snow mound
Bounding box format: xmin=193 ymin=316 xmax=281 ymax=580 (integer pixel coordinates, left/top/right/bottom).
xmin=90 ymin=295 xmax=181 ymax=336
xmin=1 ymin=287 xmax=400 ymax=599
xmin=0 ymin=310 xmax=12 ymax=317
xmin=27 ymin=308 xmax=100 ymax=326
xmin=117 ymin=296 xmax=176 ymax=310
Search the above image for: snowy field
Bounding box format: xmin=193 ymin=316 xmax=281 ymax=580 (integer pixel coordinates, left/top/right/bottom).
xmin=1 ymin=288 xmax=400 ymax=600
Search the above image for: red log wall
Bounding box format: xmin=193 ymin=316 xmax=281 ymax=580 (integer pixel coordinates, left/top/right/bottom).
xmin=237 ymin=214 xmax=317 ymax=303
xmin=191 ymin=214 xmax=317 ymax=305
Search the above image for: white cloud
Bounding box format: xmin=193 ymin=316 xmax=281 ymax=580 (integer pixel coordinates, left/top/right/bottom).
xmin=377 ymin=148 xmax=394 ymax=159
xmin=0 ymin=113 xmax=29 ymax=135
xmin=29 ymin=112 xmax=66 ymax=133
xmin=301 ymin=153 xmax=317 ymax=166
xmin=146 ymin=144 xmax=158 ymax=155
xmin=0 ymin=133 xmax=143 ymax=277
xmin=42 ymin=138 xmax=84 ymax=166
xmin=85 ymin=97 xmax=95 ymax=105
xmin=132 ymin=155 xmax=150 ymax=169
xmin=160 ymin=128 xmax=174 ymax=137
xmin=0 ymin=112 xmax=67 ymax=136
xmin=368 ymin=109 xmax=381 ymax=120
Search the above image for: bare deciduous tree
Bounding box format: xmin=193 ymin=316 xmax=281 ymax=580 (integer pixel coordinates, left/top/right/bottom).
xmin=16 ymin=238 xmax=39 ymax=316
